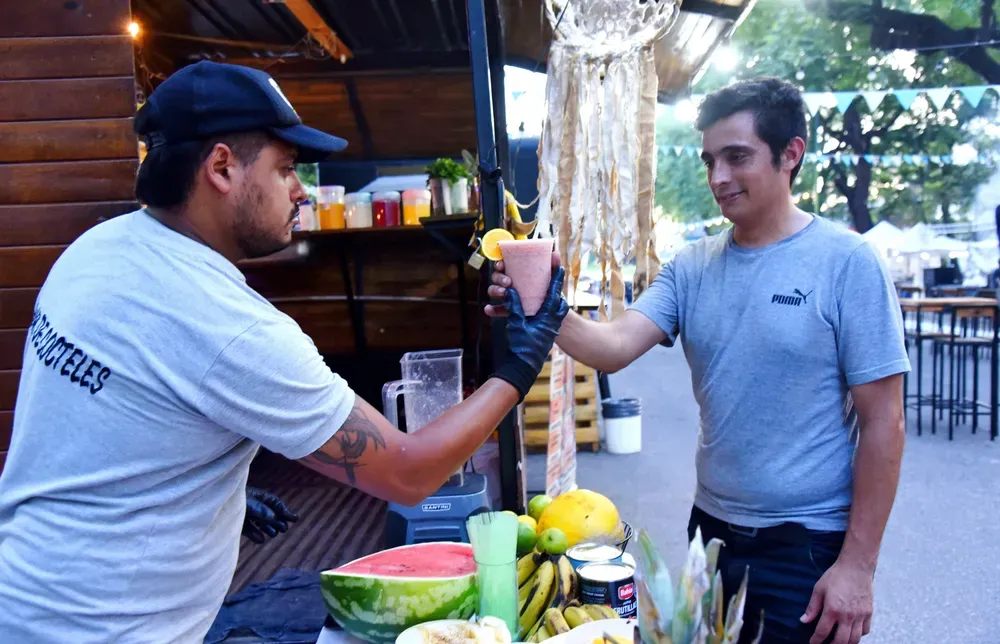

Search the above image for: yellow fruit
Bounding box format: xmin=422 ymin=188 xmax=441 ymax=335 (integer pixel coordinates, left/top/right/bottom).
xmin=480 ymin=228 xmax=514 ymax=261
xmin=536 ymin=490 xmax=620 ymax=548
xmin=518 ymin=515 xmax=538 ymax=532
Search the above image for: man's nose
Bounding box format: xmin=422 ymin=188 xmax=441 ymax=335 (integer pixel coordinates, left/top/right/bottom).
xmin=290 ymin=174 xmax=307 ymax=203
xmin=709 ymin=163 xmax=731 ymax=189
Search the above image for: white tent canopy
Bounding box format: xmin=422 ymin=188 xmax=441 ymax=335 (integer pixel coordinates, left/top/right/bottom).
xmin=895 ymin=222 xmax=968 ymax=254
xmin=862 ymin=220 xmax=905 ymax=251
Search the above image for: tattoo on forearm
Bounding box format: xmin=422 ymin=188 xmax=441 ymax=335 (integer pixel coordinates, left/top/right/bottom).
xmin=303 ymin=405 xmax=387 ymax=486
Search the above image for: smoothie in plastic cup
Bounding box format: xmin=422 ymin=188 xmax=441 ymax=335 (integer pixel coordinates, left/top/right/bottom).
xmin=497 ymin=238 xmax=554 ymax=316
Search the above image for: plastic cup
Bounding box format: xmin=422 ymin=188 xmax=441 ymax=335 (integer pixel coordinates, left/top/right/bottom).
xmin=497 ymin=238 xmax=554 ymax=316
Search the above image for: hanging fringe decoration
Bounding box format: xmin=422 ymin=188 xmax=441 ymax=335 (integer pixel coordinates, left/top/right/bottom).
xmin=536 ymin=0 xmax=679 ymax=318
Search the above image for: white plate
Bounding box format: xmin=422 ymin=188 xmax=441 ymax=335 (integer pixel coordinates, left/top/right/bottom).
xmin=543 ymin=618 xmax=637 ymax=644
xmin=395 ymin=619 xmax=477 ymax=644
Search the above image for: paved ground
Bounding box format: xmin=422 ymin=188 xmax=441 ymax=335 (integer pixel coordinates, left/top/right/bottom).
xmin=527 ymin=344 xmax=1000 ymax=644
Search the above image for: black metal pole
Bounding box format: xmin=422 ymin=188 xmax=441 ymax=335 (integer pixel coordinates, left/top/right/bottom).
xmin=466 ymin=0 xmax=521 ymax=513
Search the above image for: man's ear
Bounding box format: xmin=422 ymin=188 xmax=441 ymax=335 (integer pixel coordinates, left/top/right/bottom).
xmin=204 ymin=143 xmax=236 ymax=194
xmin=782 ymin=136 xmax=806 ymax=173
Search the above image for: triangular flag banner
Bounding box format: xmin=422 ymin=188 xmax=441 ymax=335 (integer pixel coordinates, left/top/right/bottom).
xmin=892 ymin=89 xmax=919 ymax=110
xmin=673 ymin=146 xmax=684 ymax=157
xmin=861 ymin=91 xmax=887 ymax=111
xmin=904 ymin=155 xmax=916 ymax=164
xmin=942 ymin=155 xmax=953 ymax=164
xmin=925 ymin=88 xmax=952 ymax=110
xmin=958 ymin=86 xmax=987 ymax=108
xmin=686 ymin=147 xmax=698 ymax=158
xmin=804 ymin=94 xmax=827 ymax=115
xmin=843 ymin=155 xmax=854 ymax=167
xmin=836 ymin=92 xmax=857 ymax=114
xmin=930 ymin=155 xmax=942 ymax=164
xmin=864 ymin=154 xmax=875 ymax=164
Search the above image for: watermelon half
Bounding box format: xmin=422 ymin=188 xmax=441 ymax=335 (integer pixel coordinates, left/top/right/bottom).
xmin=320 ymin=542 xmax=479 ymax=643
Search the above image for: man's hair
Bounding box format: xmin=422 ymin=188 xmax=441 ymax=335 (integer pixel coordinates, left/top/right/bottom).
xmin=134 ymin=131 xmax=273 ymax=210
xmin=695 ymin=77 xmax=808 ymax=185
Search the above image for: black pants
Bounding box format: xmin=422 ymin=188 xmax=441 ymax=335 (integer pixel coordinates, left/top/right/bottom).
xmin=687 ymin=506 xmax=846 ymax=644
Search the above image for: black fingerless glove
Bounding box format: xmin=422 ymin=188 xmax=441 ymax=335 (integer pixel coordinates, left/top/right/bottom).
xmin=243 ymin=487 xmax=299 ymax=544
xmin=493 ymin=266 xmax=570 ymax=401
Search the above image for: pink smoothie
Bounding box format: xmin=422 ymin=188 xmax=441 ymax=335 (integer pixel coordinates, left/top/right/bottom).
xmin=497 ymin=238 xmax=554 ymax=316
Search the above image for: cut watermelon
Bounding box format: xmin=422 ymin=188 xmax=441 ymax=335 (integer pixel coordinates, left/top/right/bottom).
xmin=320 ymin=542 xmax=479 ymax=643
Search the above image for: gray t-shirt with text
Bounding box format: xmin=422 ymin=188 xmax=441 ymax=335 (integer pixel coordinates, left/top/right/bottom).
xmin=631 ymin=216 xmax=910 ymax=531
xmin=0 ymin=210 xmax=356 ymax=642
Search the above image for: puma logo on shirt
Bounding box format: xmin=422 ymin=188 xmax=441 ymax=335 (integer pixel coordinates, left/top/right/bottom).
xmin=772 ymin=288 xmax=813 ymax=307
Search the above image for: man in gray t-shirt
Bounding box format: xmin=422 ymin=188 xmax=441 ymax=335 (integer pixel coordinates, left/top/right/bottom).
xmin=487 ymin=78 xmax=909 ymax=644
xmin=0 ymin=62 xmax=568 ymax=643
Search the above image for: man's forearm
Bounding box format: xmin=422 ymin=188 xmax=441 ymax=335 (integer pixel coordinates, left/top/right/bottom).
xmin=555 ymin=311 xmax=629 ymax=373
xmin=840 ymin=411 xmax=905 ymax=572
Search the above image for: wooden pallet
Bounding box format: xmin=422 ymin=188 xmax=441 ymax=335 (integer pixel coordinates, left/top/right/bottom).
xmin=523 ymin=357 xmax=600 ymax=453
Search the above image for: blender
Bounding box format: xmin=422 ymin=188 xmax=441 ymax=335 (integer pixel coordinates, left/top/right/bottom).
xmin=381 ymin=349 xmax=491 ymax=548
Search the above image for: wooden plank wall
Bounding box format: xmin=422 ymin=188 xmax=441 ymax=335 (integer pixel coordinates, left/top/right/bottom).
xmin=0 ymin=0 xmax=139 ymax=470
xmin=278 ymin=74 xmax=478 ymax=160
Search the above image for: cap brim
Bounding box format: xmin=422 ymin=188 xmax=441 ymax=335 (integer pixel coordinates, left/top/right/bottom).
xmin=269 ymin=124 xmax=348 ymax=163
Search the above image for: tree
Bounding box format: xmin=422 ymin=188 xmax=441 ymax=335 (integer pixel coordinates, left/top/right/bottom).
xmin=806 ymin=0 xmax=1000 ymax=83
xmin=656 ymin=0 xmax=998 ymax=232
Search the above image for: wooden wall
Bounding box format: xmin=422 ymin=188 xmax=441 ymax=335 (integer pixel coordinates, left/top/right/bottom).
xmin=0 ymin=0 xmax=139 ymax=471
xmin=275 ymin=74 xmax=478 ymax=160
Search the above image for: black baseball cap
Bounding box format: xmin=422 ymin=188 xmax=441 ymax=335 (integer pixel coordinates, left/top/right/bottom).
xmin=135 ymin=60 xmax=347 ymax=163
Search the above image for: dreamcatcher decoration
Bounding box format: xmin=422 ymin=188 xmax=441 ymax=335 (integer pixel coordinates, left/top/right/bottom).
xmin=535 ymin=0 xmax=680 ymax=319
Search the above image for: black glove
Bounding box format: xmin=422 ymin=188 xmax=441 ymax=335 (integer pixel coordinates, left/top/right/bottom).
xmin=243 ymin=487 xmax=299 ymax=544
xmin=492 ymin=266 xmax=570 ymax=401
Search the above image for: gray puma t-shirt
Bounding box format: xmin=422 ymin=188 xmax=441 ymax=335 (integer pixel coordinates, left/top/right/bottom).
xmin=631 ymin=216 xmax=910 ymax=531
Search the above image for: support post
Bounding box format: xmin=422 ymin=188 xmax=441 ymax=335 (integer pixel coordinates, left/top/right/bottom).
xmin=466 ymin=0 xmax=523 ymax=513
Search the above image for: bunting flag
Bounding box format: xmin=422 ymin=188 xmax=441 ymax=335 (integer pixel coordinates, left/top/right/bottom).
xmin=672 ymin=85 xmax=1000 ymax=118
xmin=660 ymin=144 xmax=994 ymax=167
xmin=925 ymin=88 xmax=953 ymax=110
xmin=893 ymin=89 xmax=920 ymax=110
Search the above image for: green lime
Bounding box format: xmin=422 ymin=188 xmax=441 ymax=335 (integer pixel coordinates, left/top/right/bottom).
xmin=502 ymin=510 xmax=518 ymax=517
xmin=538 ymin=527 xmax=568 ymax=556
xmin=527 ymin=495 xmax=553 ymax=522
xmin=517 ymin=521 xmax=538 ymax=554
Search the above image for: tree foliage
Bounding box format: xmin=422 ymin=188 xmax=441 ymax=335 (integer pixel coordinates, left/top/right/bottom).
xmin=655 ymin=0 xmax=999 ymax=231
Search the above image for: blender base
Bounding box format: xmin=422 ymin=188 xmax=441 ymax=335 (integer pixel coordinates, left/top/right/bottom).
xmin=382 ymin=473 xmax=491 ymax=549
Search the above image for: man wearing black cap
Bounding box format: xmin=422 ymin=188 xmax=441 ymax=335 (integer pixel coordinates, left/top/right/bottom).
xmin=0 ymin=61 xmax=568 ymax=642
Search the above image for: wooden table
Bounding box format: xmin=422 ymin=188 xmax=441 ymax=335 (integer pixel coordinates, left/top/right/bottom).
xmin=900 ymin=297 xmax=999 ymax=440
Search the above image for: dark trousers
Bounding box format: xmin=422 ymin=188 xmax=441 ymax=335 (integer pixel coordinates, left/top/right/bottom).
xmin=687 ymin=506 xmax=846 ymax=644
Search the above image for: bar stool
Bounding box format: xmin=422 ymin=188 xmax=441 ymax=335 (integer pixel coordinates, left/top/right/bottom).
xmin=932 ymin=304 xmax=997 ymax=440
xmin=902 ymin=303 xmax=949 ymax=436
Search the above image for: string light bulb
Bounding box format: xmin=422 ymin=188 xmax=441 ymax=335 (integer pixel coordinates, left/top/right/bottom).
xmin=128 ymin=21 xmax=140 ymax=38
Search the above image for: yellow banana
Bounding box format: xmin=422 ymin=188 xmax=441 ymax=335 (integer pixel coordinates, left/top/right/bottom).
xmin=519 ymin=560 xmax=556 ymax=640
xmin=563 ymin=606 xmax=593 ymax=629
xmin=533 ymin=624 xmax=553 ymax=642
xmin=543 ymin=608 xmax=571 ymax=636
xmin=582 ymin=604 xmax=619 ymax=621
xmin=517 ymin=551 xmax=543 ymax=587
xmin=542 ymin=555 xmax=574 ymax=615
xmin=504 ymin=189 xmax=537 ymax=239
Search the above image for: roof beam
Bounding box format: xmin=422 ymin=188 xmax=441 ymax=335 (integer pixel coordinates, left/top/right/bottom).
xmin=277 ymin=0 xmax=353 ymax=62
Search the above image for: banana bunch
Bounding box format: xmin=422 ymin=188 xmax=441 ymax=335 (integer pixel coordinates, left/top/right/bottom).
xmin=504 ymin=190 xmax=537 ymax=240
xmin=516 ymin=552 xmax=618 ymax=643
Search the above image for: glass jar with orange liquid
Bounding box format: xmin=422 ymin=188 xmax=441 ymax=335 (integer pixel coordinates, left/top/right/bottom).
xmin=402 ymin=189 xmax=431 ymax=226
xmin=317 ymin=185 xmax=346 ymax=230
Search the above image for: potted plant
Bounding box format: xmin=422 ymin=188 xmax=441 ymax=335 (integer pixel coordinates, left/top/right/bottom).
xmin=426 ymin=157 xmax=471 ymax=216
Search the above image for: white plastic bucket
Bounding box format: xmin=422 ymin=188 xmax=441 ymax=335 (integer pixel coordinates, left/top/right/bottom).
xmin=602 ymin=398 xmax=642 ymax=454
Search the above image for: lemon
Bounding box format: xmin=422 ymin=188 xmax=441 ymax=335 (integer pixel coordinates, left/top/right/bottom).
xmin=537 ymin=527 xmax=569 ymax=556
xmin=517 ymin=522 xmax=537 ymax=554
xmin=527 ymin=495 xmax=552 ymax=522
xmin=480 ymin=228 xmax=514 ymax=261
xmin=517 ymin=515 xmax=537 ymax=532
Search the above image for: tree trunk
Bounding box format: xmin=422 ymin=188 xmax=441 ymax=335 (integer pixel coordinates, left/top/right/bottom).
xmin=849 ymin=159 xmax=873 ymax=233
xmin=941 ymin=198 xmax=952 ymax=224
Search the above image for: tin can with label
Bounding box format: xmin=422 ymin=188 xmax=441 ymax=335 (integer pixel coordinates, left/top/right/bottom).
xmin=576 ymin=561 xmax=637 ymax=619
xmin=566 ymin=542 xmax=625 ymax=570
